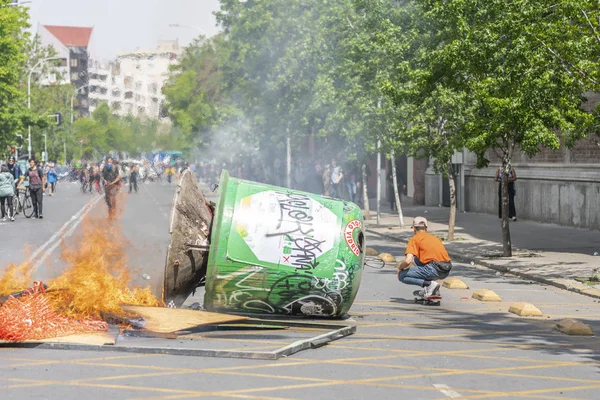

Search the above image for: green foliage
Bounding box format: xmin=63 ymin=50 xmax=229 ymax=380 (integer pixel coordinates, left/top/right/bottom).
xmin=0 ymin=0 xmax=31 ymax=151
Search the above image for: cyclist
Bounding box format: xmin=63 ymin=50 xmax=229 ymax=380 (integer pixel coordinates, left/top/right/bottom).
xmin=17 ymin=159 xmax=45 ymax=219
xmin=102 ymin=157 xmax=121 ymax=220
xmin=0 ymin=164 xmax=15 ymax=222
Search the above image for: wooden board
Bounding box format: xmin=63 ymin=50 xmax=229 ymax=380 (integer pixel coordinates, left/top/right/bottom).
xmin=162 ymin=170 xmax=214 ymax=307
xmin=0 ymin=331 xmax=117 ymax=346
xmin=121 ymin=305 xmax=249 ymax=333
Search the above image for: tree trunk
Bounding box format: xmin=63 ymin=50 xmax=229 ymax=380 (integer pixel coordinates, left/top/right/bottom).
xmin=390 ymin=149 xmax=404 ymax=229
xmin=362 ymin=164 xmax=370 ymax=220
xmin=501 ymin=160 xmax=512 ymax=257
xmin=447 ymin=162 xmax=456 ymax=241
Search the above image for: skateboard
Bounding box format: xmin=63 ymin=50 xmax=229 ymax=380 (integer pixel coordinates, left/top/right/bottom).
xmin=414 ymin=295 xmax=442 ymax=306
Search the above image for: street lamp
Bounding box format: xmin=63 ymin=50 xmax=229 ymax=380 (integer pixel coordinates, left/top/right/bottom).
xmin=28 ymin=56 xmax=61 ymax=159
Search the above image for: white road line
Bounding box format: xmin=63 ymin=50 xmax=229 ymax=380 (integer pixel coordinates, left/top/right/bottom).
xmin=433 ymin=384 xmax=462 ymax=398
xmin=31 ymin=195 xmax=102 ymax=272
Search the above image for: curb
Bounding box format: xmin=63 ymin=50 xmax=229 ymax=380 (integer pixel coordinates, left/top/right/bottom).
xmin=366 ymin=228 xmax=600 ymax=301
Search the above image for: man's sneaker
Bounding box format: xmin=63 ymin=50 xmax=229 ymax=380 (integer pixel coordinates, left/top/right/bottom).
xmin=38 ymin=215 xmax=44 ymax=219
xmin=1 ymin=218 xmax=6 ymax=222
xmin=10 ymin=217 xmax=15 ymax=222
xmin=413 ymin=289 xmax=425 ymax=297
xmin=511 ymin=216 xmax=517 ymax=221
xmin=424 ymin=281 xmax=440 ymax=298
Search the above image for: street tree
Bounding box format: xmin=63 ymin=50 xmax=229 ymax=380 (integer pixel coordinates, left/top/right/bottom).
xmin=414 ymin=0 xmax=600 ymax=255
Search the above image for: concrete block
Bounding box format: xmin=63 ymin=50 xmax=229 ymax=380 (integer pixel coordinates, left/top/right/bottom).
xmin=509 ymin=302 xmax=543 ymax=317
xmin=472 ymin=289 xmax=502 ymax=302
xmin=365 ymin=247 xmax=379 ymax=256
xmin=443 ymin=278 xmax=469 ymax=289
xmin=555 ymin=319 xmax=594 ymax=336
xmin=378 ymin=253 xmax=396 ymax=263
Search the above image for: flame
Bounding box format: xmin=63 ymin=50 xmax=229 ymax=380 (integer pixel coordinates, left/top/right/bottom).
xmin=0 ymin=187 xmax=163 ymax=321
xmin=47 ymin=215 xmax=163 ymax=319
xmin=0 ymin=261 xmax=33 ymax=297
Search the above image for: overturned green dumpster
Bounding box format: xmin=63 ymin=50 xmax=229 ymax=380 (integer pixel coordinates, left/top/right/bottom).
xmin=163 ymin=170 xmax=366 ymax=318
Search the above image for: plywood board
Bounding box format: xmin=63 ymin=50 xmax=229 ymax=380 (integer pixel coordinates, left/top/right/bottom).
xmin=121 ymin=305 xmax=249 ymax=333
xmin=0 ymin=331 xmax=117 ymax=346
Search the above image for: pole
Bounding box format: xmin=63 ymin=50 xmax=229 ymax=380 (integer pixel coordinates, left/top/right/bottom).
xmin=43 ymin=134 xmax=47 ymax=162
xmin=376 ymin=138 xmax=381 ymax=226
xmin=27 ymin=57 xmax=61 ymax=160
xmin=64 ymin=140 xmax=67 ymax=165
xmin=28 ymin=70 xmax=32 ymax=159
xmin=286 ymin=134 xmax=291 ymax=188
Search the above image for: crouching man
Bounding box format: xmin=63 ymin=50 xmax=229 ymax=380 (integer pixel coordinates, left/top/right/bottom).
xmin=396 ymin=217 xmax=452 ymax=298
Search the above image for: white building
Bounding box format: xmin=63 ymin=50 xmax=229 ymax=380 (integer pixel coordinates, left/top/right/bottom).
xmin=89 ymin=40 xmax=180 ymax=120
xmin=37 ymin=24 xmax=95 ymax=117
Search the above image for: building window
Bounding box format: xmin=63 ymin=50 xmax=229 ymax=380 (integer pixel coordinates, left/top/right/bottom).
xmin=125 ymin=91 xmax=133 ymax=99
xmin=135 ymin=81 xmax=142 ymax=90
xmin=111 ymin=102 xmax=122 ymax=111
xmin=124 ymin=76 xmax=133 ymax=88
xmin=71 ymin=58 xmax=78 ymax=67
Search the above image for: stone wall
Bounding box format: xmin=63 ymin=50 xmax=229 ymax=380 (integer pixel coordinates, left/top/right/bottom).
xmin=464 ymin=165 xmax=600 ymax=230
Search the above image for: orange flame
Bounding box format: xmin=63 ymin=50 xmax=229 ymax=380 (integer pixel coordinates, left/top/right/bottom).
xmin=0 ymin=188 xmax=163 ymax=321
xmin=0 ymin=262 xmax=33 ymax=297
xmin=47 ymin=215 xmax=163 ymax=319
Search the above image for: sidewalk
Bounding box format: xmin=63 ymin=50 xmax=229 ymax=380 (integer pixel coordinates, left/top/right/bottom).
xmin=364 ymin=204 xmax=600 ymax=299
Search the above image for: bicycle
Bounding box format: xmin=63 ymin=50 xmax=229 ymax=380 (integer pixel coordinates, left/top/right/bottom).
xmin=13 ymin=188 xmax=34 ymax=218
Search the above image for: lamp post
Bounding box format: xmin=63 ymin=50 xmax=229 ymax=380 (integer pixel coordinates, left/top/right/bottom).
xmin=28 ymin=56 xmax=61 ymax=159
xmin=42 ymin=133 xmax=47 ymax=162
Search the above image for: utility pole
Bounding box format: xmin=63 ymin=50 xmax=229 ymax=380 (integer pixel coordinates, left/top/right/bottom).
xmin=376 ymin=138 xmax=381 ymax=226
xmin=286 ymin=134 xmax=291 ymax=188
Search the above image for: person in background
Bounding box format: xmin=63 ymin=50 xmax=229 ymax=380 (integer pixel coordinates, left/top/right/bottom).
xmin=495 ymin=166 xmax=517 ymax=221
xmin=129 ymin=163 xmax=139 ymax=193
xmin=46 ymin=164 xmax=58 ymax=196
xmin=7 ymin=157 xmax=21 ymax=191
xmin=330 ymin=159 xmax=344 ymax=198
xmin=17 ymin=159 xmax=45 ymax=219
xmin=102 ymin=157 xmax=122 ymax=220
xmin=0 ymin=165 xmax=15 ymax=222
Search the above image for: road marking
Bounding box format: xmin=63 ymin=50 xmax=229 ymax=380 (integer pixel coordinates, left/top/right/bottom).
xmin=434 ymin=383 xmax=462 ymax=398
xmin=31 ymin=194 xmax=102 ymax=272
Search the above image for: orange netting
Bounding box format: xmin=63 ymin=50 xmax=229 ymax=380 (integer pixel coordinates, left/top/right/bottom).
xmin=0 ymin=282 xmax=108 ymax=342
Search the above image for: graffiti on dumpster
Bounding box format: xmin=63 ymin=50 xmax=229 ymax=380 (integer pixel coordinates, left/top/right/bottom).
xmin=213 ymin=257 xmax=359 ymax=317
xmin=206 ymin=178 xmax=364 ymax=318
xmin=233 ymin=191 xmax=337 ymax=269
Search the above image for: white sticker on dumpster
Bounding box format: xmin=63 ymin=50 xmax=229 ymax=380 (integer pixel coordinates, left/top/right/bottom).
xmin=234 ymin=191 xmax=338 ymax=269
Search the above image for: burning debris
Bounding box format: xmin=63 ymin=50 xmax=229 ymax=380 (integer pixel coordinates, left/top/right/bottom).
xmin=0 ymin=170 xmax=365 ymax=348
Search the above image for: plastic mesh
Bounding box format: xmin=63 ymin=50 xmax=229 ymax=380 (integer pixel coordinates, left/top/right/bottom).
xmin=0 ymin=282 xmax=108 ymax=342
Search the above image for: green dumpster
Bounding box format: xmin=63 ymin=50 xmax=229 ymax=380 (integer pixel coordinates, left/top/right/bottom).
xmin=204 ymin=171 xmax=365 ymax=318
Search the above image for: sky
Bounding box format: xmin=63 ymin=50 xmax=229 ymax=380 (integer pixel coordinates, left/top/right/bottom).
xmin=28 ymin=0 xmax=222 ymax=60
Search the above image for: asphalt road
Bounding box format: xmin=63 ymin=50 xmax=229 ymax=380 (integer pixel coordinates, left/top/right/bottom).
xmin=2 ymin=180 xmax=600 ymax=399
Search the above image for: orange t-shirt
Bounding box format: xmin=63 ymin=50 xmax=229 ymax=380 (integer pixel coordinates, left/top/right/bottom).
xmin=405 ymin=231 xmax=451 ymax=264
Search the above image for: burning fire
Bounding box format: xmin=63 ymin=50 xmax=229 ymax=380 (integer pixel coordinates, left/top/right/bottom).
xmin=47 ymin=215 xmax=163 ymax=320
xmin=0 ymin=195 xmax=163 ymax=338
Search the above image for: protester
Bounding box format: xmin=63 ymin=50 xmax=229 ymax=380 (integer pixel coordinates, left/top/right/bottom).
xmin=46 ymin=164 xmax=58 ymax=196
xmin=396 ymin=217 xmax=453 ymax=298
xmin=7 ymin=157 xmax=21 ymax=188
xmin=129 ymin=163 xmax=139 ymax=193
xmin=0 ymin=165 xmax=15 ymax=222
xmin=330 ymin=159 xmax=344 ymax=198
xmin=17 ymin=159 xmax=45 ymax=219
xmin=102 ymin=157 xmax=122 ymax=220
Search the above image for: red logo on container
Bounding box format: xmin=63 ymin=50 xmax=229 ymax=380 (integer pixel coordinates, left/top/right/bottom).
xmin=344 ymin=220 xmax=362 ymax=257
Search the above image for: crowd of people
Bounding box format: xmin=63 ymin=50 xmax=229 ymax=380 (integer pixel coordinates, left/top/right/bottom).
xmin=0 ymin=157 xmax=61 ymax=221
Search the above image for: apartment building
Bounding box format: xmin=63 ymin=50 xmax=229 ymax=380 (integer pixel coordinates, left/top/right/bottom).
xmin=37 ymin=24 xmax=95 ymax=118
xmin=89 ymin=40 xmax=180 ymax=120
